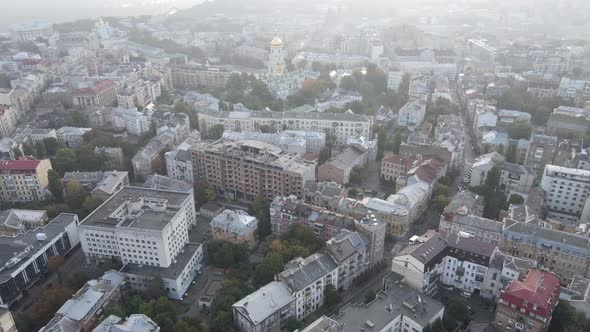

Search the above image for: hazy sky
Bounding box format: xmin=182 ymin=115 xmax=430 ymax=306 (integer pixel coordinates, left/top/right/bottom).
xmin=0 ymin=0 xmax=203 ymax=31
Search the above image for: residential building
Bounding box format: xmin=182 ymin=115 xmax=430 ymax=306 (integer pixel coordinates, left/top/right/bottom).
xmin=439 ymin=213 xmax=503 ymax=244
xmin=223 ymin=130 xmax=326 ymax=155
xmin=151 ymin=109 xmax=191 ymax=144
xmin=191 ymin=140 xmax=316 ymax=201
xmin=63 ymin=171 xmax=129 ymax=200
xmin=398 ymin=62 xmax=458 ymax=80
xmin=391 ymin=231 xmax=497 ymax=296
xmin=276 ymin=253 xmax=338 ymax=320
xmin=547 ymin=106 xmax=590 ymax=135
xmin=132 ymin=130 xmax=175 ymax=178
xmin=22 ymin=128 xmax=57 ymax=144
xmin=93 ymin=314 xmax=160 ymax=332
xmin=473 ymin=105 xmax=498 ymax=135
xmin=197 ymin=110 xmax=372 ymax=145
xmin=94 ymin=147 xmax=124 ymax=170
xmin=0 ymin=107 xmax=17 ymax=138
xmin=0 ymin=209 xmax=48 ymax=236
xmin=315 ymin=93 xmax=362 ymax=112
xmin=355 ymin=213 xmax=386 ymax=268
xmin=0 ymin=307 xmax=17 ymax=332
xmin=0 ymin=138 xmax=20 ymax=160
xmin=171 ymin=64 xmax=232 ymax=89
xmin=78 ymin=186 xmax=202 ymax=300
xmin=557 ymin=77 xmax=587 ymax=99
xmin=142 ymin=175 xmax=194 ymax=193
xmin=89 ymin=107 xmax=152 ymax=136
xmin=501 ymin=219 xmax=590 ymax=284
xmin=497 ymin=109 xmax=532 ymax=126
xmin=434 ymin=114 xmax=465 ymax=169
xmin=0 ymin=159 xmax=52 ymax=202
xmin=469 ymin=152 xmax=505 ymax=187
xmin=495 ymin=270 xmax=560 ymax=332
xmin=72 ymin=81 xmax=117 ymax=108
xmin=387 ymin=71 xmax=404 ymax=92
xmin=312 ymin=272 xmax=444 ymax=332
xmin=481 ymin=251 xmax=537 ymax=300
xmin=499 ymin=162 xmax=535 ymax=195
xmin=303 ymin=181 xmax=347 ymax=212
xmin=56 ymin=126 xmax=92 ymax=147
xmin=380 ymin=154 xmax=421 ymax=181
xmin=318 ymin=146 xmax=367 ymax=185
xmin=540 ymin=165 xmax=590 ymax=223
xmin=325 ymin=231 xmax=368 ymax=290
xmin=116 ymin=78 xmax=161 ymax=109
xmin=299 ymin=316 xmax=342 ymax=332
xmin=40 ymin=271 xmax=125 ymax=332
xmin=210 ymin=209 xmax=258 ymax=247
xmin=398 ymin=97 xmax=427 ymax=131
xmin=270 ymin=195 xmax=356 ymax=241
xmin=0 ymin=213 xmax=80 ymax=306
xmin=524 ymin=134 xmax=558 ymax=175
xmin=346 ymin=136 xmax=378 ymax=161
xmin=165 ymin=130 xmax=201 ymax=184
xmin=232 ymin=281 xmax=295 ymax=332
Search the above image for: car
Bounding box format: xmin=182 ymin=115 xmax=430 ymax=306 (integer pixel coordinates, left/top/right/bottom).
xmin=460 ymin=291 xmax=472 ymax=298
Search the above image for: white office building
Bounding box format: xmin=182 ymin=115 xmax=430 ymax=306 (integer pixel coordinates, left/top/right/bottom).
xmin=541 ymin=165 xmax=590 ymax=223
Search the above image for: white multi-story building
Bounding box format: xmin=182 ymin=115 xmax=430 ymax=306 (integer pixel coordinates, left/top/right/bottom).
xmin=198 ymin=110 xmax=371 ymax=146
xmin=78 ymin=186 xmax=202 ymax=300
xmin=558 ymin=77 xmax=588 ymax=99
xmin=165 ymin=130 xmax=200 ymax=183
xmin=387 ymin=71 xmax=404 ymax=92
xmin=541 ymin=165 xmax=590 ymax=223
xmin=398 ymin=62 xmax=457 ymax=80
xmin=325 ymin=231 xmax=368 ymax=291
xmin=115 ymin=107 xmax=151 ymax=136
xmin=346 ymin=136 xmax=378 ymax=161
xmin=277 ymin=253 xmax=338 ymax=320
xmin=397 ymin=97 xmax=427 ymax=131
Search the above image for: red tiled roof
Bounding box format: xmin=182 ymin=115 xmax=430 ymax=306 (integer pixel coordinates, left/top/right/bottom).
xmin=0 ymin=159 xmax=41 ymax=170
xmin=500 ymin=270 xmax=560 ymax=319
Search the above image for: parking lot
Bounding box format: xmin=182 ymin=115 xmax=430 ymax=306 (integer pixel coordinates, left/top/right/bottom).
xmin=433 ymin=288 xmax=496 ymax=322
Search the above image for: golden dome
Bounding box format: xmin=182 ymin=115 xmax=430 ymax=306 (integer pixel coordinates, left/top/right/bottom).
xmin=270 ymin=35 xmax=283 ymax=47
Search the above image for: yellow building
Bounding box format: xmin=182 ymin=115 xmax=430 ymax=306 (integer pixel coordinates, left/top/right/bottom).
xmin=0 ymin=159 xmax=52 ymax=202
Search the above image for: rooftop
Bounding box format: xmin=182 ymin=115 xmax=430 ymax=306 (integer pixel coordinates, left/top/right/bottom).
xmin=278 ymin=253 xmax=337 ymax=291
xmin=501 ymin=270 xmax=560 ymax=319
xmin=232 ymin=281 xmax=294 ymax=325
xmin=210 ymin=210 xmax=258 ymax=236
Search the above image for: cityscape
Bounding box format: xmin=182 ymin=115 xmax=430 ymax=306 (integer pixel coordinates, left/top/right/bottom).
xmin=0 ymin=0 xmax=590 ymax=331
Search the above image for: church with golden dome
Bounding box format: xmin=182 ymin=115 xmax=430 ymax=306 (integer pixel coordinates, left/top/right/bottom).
xmin=262 ymin=35 xmax=304 ymax=99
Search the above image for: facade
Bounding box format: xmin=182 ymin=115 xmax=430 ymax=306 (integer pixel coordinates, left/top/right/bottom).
xmin=191 ymin=140 xmax=316 ymax=201
xmin=387 ymin=71 xmax=404 ymax=92
xmin=198 ymin=110 xmax=372 ymax=146
xmin=116 ymin=78 xmax=161 ymax=109
xmin=495 ymin=270 xmax=560 ymax=332
xmin=398 ymin=97 xmax=427 ymax=131
xmin=171 ymin=64 xmax=232 ymax=89
xmin=78 ymin=186 xmax=202 ymax=300
xmin=40 ymin=271 xmax=125 ymax=332
xmin=232 ymin=281 xmax=295 ymax=332
xmin=318 ymin=146 xmax=367 ymax=185
xmin=165 ymin=130 xmax=201 ymax=184
xmin=346 ymin=136 xmax=378 ymax=161
xmin=9 ymin=21 xmax=54 ymax=42
xmin=355 ymin=214 xmax=386 ymax=268
xmin=132 ymin=130 xmax=175 ymax=178
xmin=261 ymin=36 xmax=305 ymax=99
xmin=501 ymin=219 xmax=590 ymax=285
xmin=276 ymin=253 xmax=338 ymax=320
xmin=0 ymin=214 xmax=80 ymax=306
xmin=540 ymin=165 xmax=590 ymax=223
xmin=210 ymin=209 xmax=258 ymax=247
xmin=72 ymin=81 xmax=117 ymax=108
xmin=481 ymin=251 xmax=537 ymax=300
xmin=303 ymin=181 xmax=347 ymax=212
xmin=0 ymin=159 xmax=52 ymax=202
xmin=325 ymin=231 xmax=368 ymax=290
xmin=0 ymin=107 xmax=17 ymax=138
xmin=380 ymin=154 xmax=420 ymax=181
xmin=499 ymin=162 xmax=535 ymax=195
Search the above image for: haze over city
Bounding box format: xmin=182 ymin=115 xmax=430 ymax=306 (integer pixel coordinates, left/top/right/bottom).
xmin=0 ymin=1 xmax=589 ymax=332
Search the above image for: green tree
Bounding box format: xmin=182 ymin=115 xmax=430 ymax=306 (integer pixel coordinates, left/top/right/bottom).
xmin=77 ymin=144 xmax=99 ymax=171
xmin=485 ymin=166 xmax=501 ymax=191
xmin=364 ymin=289 xmax=376 ymax=304
xmin=349 ymin=165 xmax=363 ymax=185
xmin=340 ymin=75 xmax=358 ymax=91
xmin=323 ymin=284 xmax=341 ymax=307
xmin=549 ymin=300 xmax=585 ymax=332
xmin=206 ymin=189 xmax=217 ymax=202
xmin=286 ymin=318 xmax=304 ymax=332
xmin=53 ymin=148 xmax=78 ymax=174
xmin=43 ymin=138 xmax=59 ymax=156
xmin=507 ymin=121 xmax=532 ymax=139
xmin=34 ymin=141 xmax=47 ymax=158
xmin=144 ymin=277 xmax=167 ymax=300
xmin=22 ymin=142 xmax=34 ymax=156
xmin=48 ymin=169 xmax=63 ymax=202
xmin=392 ymin=132 xmax=402 ymax=154
xmin=208 ymin=124 xmax=225 ymax=140
xmin=249 ymin=195 xmax=271 ymax=239
xmin=432 ymin=195 xmax=451 ymax=212
xmin=12 ymin=147 xmax=23 ymax=159
xmin=445 ymin=298 xmax=470 ymax=326
xmin=254 ymin=252 xmax=283 ymax=285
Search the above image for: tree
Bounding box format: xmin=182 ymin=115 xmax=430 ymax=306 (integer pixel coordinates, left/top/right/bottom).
xmin=249 ymin=195 xmax=271 ymax=239
xmin=77 ymin=144 xmax=100 ymax=171
xmin=22 ymin=142 xmax=34 ymax=156
xmin=144 ymin=277 xmax=167 ymax=300
xmin=207 ymin=241 xmax=248 ymax=268
xmin=30 ymin=286 xmax=73 ymax=325
xmin=506 ymin=144 xmax=517 ymax=163
xmin=432 ymin=195 xmax=451 ymax=212
xmin=485 ymin=166 xmax=501 ymax=191
xmin=12 ymin=147 xmax=23 ymax=159
xmin=210 ymin=279 xmax=252 ymax=332
xmin=35 ymin=141 xmax=47 ymax=158
xmin=286 ymin=318 xmax=304 ymax=332
xmin=392 ymin=132 xmax=402 ymax=154
xmin=508 ymin=193 xmax=524 ymax=205
xmin=340 ymin=75 xmax=358 ymax=91
xmin=206 ymin=189 xmax=217 ymax=202
xmin=507 ymin=121 xmax=532 ymax=140
xmin=48 ymin=169 xmax=63 ymax=202
xmin=349 ymin=166 xmax=363 ymax=185
xmin=549 ymin=301 xmax=586 ymax=332
xmin=445 ymin=298 xmax=470 ymax=326
xmin=323 ymin=284 xmax=341 ymax=307
xmin=254 ymin=252 xmax=283 ymax=285
xmin=43 ymin=138 xmax=59 ymax=156
xmin=47 ymin=256 xmax=65 ymax=285
xmin=82 ymin=196 xmax=103 ymax=216
xmin=53 ymin=148 xmax=78 ymax=174
xmin=208 ymin=124 xmax=225 ymax=140
xmin=364 ymin=289 xmax=376 ymax=304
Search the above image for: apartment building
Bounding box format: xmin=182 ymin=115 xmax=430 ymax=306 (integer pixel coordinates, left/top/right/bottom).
xmin=232 ymin=281 xmax=295 ymax=332
xmin=93 ymin=314 xmax=160 ymax=332
xmin=480 ymin=251 xmax=537 ymax=300
xmin=276 ymin=253 xmax=338 ymax=320
xmin=198 ymin=110 xmax=372 ymax=145
xmin=495 ymin=270 xmax=560 ymax=332
xmin=210 ymin=209 xmax=258 ymax=247
xmin=303 ymin=181 xmax=347 ymax=212
xmin=0 ymin=213 xmax=80 ymax=306
xmin=501 ymin=219 xmax=590 ymax=285
xmin=40 ymin=271 xmax=125 ymax=332
xmin=89 ymin=107 xmax=151 ymax=136
xmin=78 ymin=186 xmax=202 ymax=300
xmin=380 ymin=153 xmax=421 ymax=181
xmin=524 ymin=134 xmax=558 ymax=175
xmin=398 ymin=97 xmax=427 ymax=131
xmin=72 ymin=80 xmax=117 ymax=108
xmin=318 ymin=146 xmax=367 ymax=185
xmin=165 ymin=130 xmax=201 ymax=184
xmin=223 ymin=130 xmax=326 ymax=155
xmin=0 ymin=159 xmax=52 ymax=202
xmin=392 ymin=231 xmax=497 ymax=296
xmin=547 ymin=106 xmax=590 ymax=136
xmin=116 ymin=78 xmax=161 ymax=109
xmin=132 ymin=130 xmax=175 ymax=178
xmin=0 ymin=107 xmax=17 ymax=138
xmin=191 ymin=140 xmax=316 ymax=201
xmin=171 ymin=64 xmax=233 ymax=89
xmin=151 ymin=109 xmax=191 ymax=144
xmin=325 ymin=231 xmax=368 ymax=290
xmin=63 ymin=171 xmax=129 ymax=200
xmin=540 ymin=165 xmax=590 ymax=223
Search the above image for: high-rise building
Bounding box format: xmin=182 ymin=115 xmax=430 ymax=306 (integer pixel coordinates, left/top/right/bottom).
xmin=540 ymin=165 xmax=590 ymax=223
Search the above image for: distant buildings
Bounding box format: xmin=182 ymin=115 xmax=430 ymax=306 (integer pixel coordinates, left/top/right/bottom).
xmin=79 ymin=186 xmax=202 ymax=300
xmin=210 ymin=210 xmax=258 ymax=247
xmin=0 ymin=213 xmax=80 ymax=306
xmin=171 ymin=63 xmax=232 ymax=89
xmin=495 ymin=270 xmax=560 ymax=332
xmin=198 ymin=110 xmax=372 ymax=145
xmin=192 ymin=140 xmax=316 ymax=201
xmin=63 ymin=171 xmax=129 ymax=200
xmin=303 ymin=181 xmax=347 ymax=212
xmin=0 ymin=159 xmax=52 ymax=202
xmin=318 ymin=146 xmax=367 ymax=185
xmin=9 ymin=21 xmax=54 ymax=42
xmin=547 ymin=106 xmax=590 ymax=135
xmin=72 ymin=81 xmax=117 ymax=108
